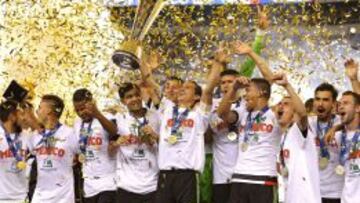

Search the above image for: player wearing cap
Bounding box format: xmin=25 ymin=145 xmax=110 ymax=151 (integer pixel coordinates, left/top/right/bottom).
xmin=0 ymin=100 xmax=30 ymax=203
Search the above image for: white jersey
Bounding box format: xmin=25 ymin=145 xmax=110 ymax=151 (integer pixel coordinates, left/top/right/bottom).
xmin=209 ymin=98 xmax=246 ymax=184
xmin=340 ymin=129 xmax=360 ymax=203
xmin=158 ymin=97 xmax=175 ymax=114
xmin=28 ymin=125 xmax=78 ymax=203
xmin=73 ymin=115 xmax=117 ymax=198
xmin=115 ymin=109 xmax=160 ymax=194
xmin=279 ymin=123 xmax=321 ymax=203
xmin=158 ymin=102 xmax=210 ymax=172
xmin=0 ymin=128 xmax=29 ymax=201
xmin=232 ymin=108 xmax=281 ymax=179
xmin=308 ymin=116 xmax=344 ymax=199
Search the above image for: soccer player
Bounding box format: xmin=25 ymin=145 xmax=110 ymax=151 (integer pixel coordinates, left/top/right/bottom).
xmin=326 ymin=91 xmax=360 ymax=203
xmin=0 ymin=100 xmax=29 ymax=202
xmin=219 ymin=41 xmax=281 ymax=203
xmin=112 ymin=83 xmax=160 ymax=203
xmin=155 ymin=50 xmax=222 ymax=203
xmin=28 ymin=95 xmax=78 ymax=203
xmin=73 ymin=88 xmax=118 ymax=203
xmin=308 ymin=83 xmax=343 ymax=203
xmin=274 ymin=73 xmax=321 ymax=203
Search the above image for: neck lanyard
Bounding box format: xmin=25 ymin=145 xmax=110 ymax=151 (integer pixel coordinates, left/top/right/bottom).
xmin=79 ymin=120 xmax=93 ymax=154
xmin=133 ymin=111 xmax=148 ymax=129
xmin=36 ymin=123 xmax=62 ymax=148
xmin=4 ymin=129 xmax=23 ymax=162
xmin=243 ymin=106 xmax=269 ymax=144
xmin=171 ymin=106 xmax=190 ymax=135
xmin=339 ymin=129 xmax=360 ymax=166
xmin=279 ymin=127 xmax=290 ymax=168
xmin=317 ymin=116 xmax=334 ymax=159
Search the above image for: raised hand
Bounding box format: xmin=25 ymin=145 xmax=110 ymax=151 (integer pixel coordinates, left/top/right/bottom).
xmin=272 ymin=73 xmax=288 ymax=87
xmin=83 ymin=101 xmax=101 ymax=119
xmin=214 ymin=42 xmax=231 ymax=64
xmin=232 ymin=41 xmax=252 ymax=55
xmin=142 ymin=51 xmax=161 ymax=71
xmin=345 ymin=59 xmax=359 ymax=81
xmin=257 ymin=5 xmax=270 ymax=30
xmin=140 ymin=125 xmax=158 ymax=145
xmin=233 ymin=76 xmax=250 ymax=91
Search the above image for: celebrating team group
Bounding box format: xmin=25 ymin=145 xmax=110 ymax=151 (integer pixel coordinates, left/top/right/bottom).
xmin=0 ymin=39 xmax=359 ymax=203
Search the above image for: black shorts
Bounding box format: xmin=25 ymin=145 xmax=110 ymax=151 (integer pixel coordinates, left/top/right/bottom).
xmin=212 ymin=183 xmax=231 ymax=203
xmin=322 ymin=198 xmax=341 ymax=203
xmin=84 ymin=191 xmax=116 ymax=203
xmin=117 ymin=188 xmax=156 ymax=203
xmin=155 ymin=169 xmax=199 ymax=203
xmin=229 ymin=174 xmax=278 ymax=203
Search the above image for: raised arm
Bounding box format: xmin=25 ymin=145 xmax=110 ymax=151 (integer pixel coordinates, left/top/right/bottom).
xmin=217 ymin=76 xmax=250 ymax=124
xmin=345 ymin=59 xmax=360 ymax=94
xmin=239 ymin=6 xmax=269 ymax=77
xmin=84 ymin=101 xmax=118 ymax=138
xmin=140 ymin=52 xmax=162 ymax=95
xmin=232 ymin=41 xmax=274 ymax=83
xmin=273 ymin=73 xmax=308 ymax=131
xmin=201 ymin=49 xmax=227 ymax=106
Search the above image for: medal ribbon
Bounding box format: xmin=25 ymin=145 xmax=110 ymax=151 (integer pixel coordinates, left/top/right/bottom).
xmin=279 ymin=127 xmax=290 ymax=169
xmin=4 ymin=131 xmax=23 ymax=162
xmin=79 ymin=120 xmax=93 ymax=154
xmin=243 ymin=106 xmax=269 ymax=144
xmin=134 ymin=115 xmax=148 ymax=135
xmin=170 ymin=106 xmax=190 ymax=135
xmin=339 ymin=129 xmax=360 ymax=166
xmin=36 ymin=123 xmax=62 ymax=148
xmin=134 ymin=115 xmax=148 ymax=146
xmin=317 ymin=117 xmax=334 ymax=159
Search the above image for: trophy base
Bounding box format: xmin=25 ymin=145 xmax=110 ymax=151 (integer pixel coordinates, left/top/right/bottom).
xmin=112 ymin=50 xmax=140 ymax=70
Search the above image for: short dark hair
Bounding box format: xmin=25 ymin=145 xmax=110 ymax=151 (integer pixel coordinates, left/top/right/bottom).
xmin=73 ymin=88 xmax=93 ymax=102
xmin=188 ymin=81 xmax=202 ymax=97
xmin=220 ymin=69 xmax=239 ymax=77
xmin=315 ymin=83 xmax=338 ymax=101
xmin=118 ymin=83 xmax=140 ymax=99
xmin=0 ymin=100 xmax=18 ymax=122
xmin=168 ymin=76 xmax=183 ymax=84
xmin=342 ymin=91 xmax=360 ymax=105
xmin=305 ymin=98 xmax=314 ymax=113
xmin=42 ymin=95 xmax=64 ymax=118
xmin=251 ymin=78 xmax=271 ymax=100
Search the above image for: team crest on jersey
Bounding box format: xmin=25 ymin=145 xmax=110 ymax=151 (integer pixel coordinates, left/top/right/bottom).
xmin=132 ymin=148 xmax=145 ymax=158
xmin=42 ymin=158 xmax=54 ymax=169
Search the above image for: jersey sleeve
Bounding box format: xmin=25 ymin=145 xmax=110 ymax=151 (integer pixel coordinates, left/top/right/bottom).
xmin=149 ymin=110 xmax=161 ymax=135
xmin=115 ymin=113 xmax=129 ymax=136
xmin=68 ymin=127 xmax=80 ymax=155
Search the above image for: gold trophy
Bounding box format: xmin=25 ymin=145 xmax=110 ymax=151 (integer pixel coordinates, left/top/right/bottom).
xmin=111 ymin=0 xmax=167 ymax=70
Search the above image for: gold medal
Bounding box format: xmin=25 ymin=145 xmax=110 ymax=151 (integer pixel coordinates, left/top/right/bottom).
xmin=16 ymin=161 xmax=27 ymax=170
xmin=78 ymin=153 xmax=86 ymax=163
xmin=227 ymin=132 xmax=237 ymax=141
xmin=335 ymin=165 xmax=345 ymax=176
xmin=319 ymin=157 xmax=329 ymax=170
xmin=241 ymin=143 xmax=249 ymax=152
xmin=168 ymin=135 xmax=178 ymax=145
xmin=281 ymin=167 xmax=289 ymax=177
